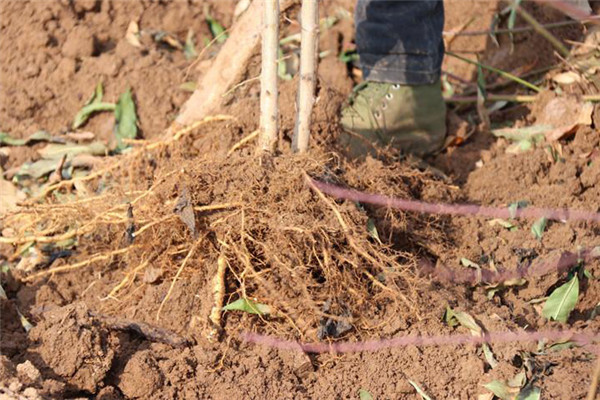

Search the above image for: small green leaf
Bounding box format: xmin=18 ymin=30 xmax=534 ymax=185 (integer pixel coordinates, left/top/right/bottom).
xmin=488 ymin=218 xmax=517 ymax=230
xmin=179 ymin=81 xmax=197 ymax=92
xmin=28 ymin=131 xmax=53 ymax=142
xmin=222 ymin=297 xmax=271 ymax=315
xmin=277 ymin=47 xmax=292 ymax=81
xmin=73 ymin=82 xmax=111 ymax=129
xmin=358 ymin=389 xmax=373 ymax=400
xmin=0 ymin=283 xmax=7 ymax=300
xmin=485 ymin=278 xmax=527 ymax=299
xmin=445 ymin=307 xmax=482 ymax=335
xmin=542 ymin=275 xmax=579 ymax=323
xmin=460 ymin=258 xmax=480 ymax=269
xmin=16 ymin=159 xmax=64 ymax=179
xmin=38 ymin=142 xmax=107 ymax=159
xmin=73 ymin=102 xmax=116 ymax=130
xmin=482 ymin=343 xmax=498 ymax=369
xmin=408 ymin=380 xmax=433 ymax=400
xmin=507 ymin=371 xmax=526 ymax=389
xmin=531 ymin=217 xmax=548 ymax=240
xmin=17 ymin=309 xmax=33 ymax=332
xmin=206 ymin=15 xmax=228 ymax=43
xmin=546 ymin=340 xmax=575 ymax=352
xmin=0 ymin=132 xmax=27 ymax=146
xmin=184 ymin=29 xmax=198 ymax=60
xmin=0 ymin=131 xmax=53 ymax=146
xmin=492 ymin=125 xmax=550 ymax=142
xmin=508 ymin=201 xmax=528 ymax=219
xmin=114 ymin=88 xmax=138 ymax=151
xmin=506 ymin=139 xmax=534 ymax=154
xmin=367 ymin=218 xmax=382 ymax=245
xmin=483 ymin=380 xmax=517 ymax=400
xmin=339 ymin=49 xmax=359 ymax=64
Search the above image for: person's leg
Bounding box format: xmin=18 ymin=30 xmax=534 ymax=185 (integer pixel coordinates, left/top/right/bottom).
xmin=356 ymin=0 xmax=445 ymax=84
xmin=340 ymin=0 xmax=446 ymax=158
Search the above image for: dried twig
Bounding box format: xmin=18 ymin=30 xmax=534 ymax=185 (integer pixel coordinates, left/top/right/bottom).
xmin=93 ymin=312 xmax=191 ymax=347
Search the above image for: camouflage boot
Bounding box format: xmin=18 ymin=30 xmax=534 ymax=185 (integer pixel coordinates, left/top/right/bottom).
xmin=339 ymin=81 xmax=447 ymax=158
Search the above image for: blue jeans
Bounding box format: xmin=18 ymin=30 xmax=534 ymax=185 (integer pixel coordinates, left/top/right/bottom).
xmin=355 ymin=0 xmax=445 ymax=85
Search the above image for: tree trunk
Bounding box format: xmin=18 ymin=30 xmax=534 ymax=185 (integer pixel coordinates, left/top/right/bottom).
xmin=292 ymin=0 xmax=319 ymax=153
xmin=258 ymin=0 xmax=280 ymax=152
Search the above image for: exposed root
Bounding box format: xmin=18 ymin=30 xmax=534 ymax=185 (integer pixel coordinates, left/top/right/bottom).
xmin=24 ymin=247 xmax=135 ymax=282
xmin=31 ymin=115 xmax=233 ymax=200
xmin=207 ymin=253 xmax=228 ymax=342
xmin=156 ymin=236 xmax=204 ymax=321
xmin=103 ymin=258 xmax=151 ymax=300
xmin=8 ymin=123 xmax=444 ymax=342
xmin=227 ymin=130 xmax=259 ymax=156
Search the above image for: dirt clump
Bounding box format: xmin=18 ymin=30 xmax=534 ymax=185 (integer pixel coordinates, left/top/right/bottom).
xmin=117 ymin=350 xmax=163 ymax=399
xmin=27 ymin=303 xmax=118 ymax=395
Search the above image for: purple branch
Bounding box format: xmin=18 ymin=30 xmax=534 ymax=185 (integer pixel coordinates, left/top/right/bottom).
xmin=310 ymin=179 xmax=600 ymax=223
xmin=241 ymin=329 xmax=599 ymax=354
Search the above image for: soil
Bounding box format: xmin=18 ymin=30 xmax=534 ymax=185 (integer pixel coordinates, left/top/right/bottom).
xmin=1 ymin=1 xmax=599 ymax=400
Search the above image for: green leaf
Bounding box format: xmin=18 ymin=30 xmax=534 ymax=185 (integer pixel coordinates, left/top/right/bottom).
xmin=358 ymin=389 xmax=373 ymax=400
xmin=507 ymin=371 xmax=526 ymax=389
xmin=222 ymin=298 xmax=271 ymax=315
xmin=38 ymin=142 xmax=107 ymax=159
xmin=0 ymin=131 xmax=53 ymax=146
xmin=16 ymin=159 xmax=64 ymax=179
xmin=483 ymin=380 xmax=518 ymax=400
xmin=179 ymin=81 xmax=197 ymax=92
xmin=339 ymin=49 xmax=359 ymax=64
xmin=508 ymin=201 xmax=528 ymax=219
xmin=114 ymin=88 xmax=138 ymax=151
xmin=408 ymin=380 xmax=433 ymax=400
xmin=488 ymin=218 xmax=517 ymax=230
xmin=482 ymin=343 xmax=499 ymax=369
xmin=485 ymin=278 xmax=527 ymax=299
xmin=206 ymin=15 xmax=228 ymax=43
xmin=445 ymin=307 xmax=482 ymax=335
xmin=531 ymin=217 xmax=548 ymax=240
xmin=17 ymin=309 xmax=33 ymax=332
xmin=506 ymin=139 xmax=534 ymax=154
xmin=492 ymin=125 xmax=551 ymax=143
xmin=460 ymin=258 xmax=480 ymax=269
xmin=542 ymin=275 xmax=579 ymax=323
xmin=546 ymin=340 xmax=575 ymax=352
xmin=516 ymin=385 xmax=540 ymax=400
xmin=73 ymin=82 xmax=112 ymax=129
xmin=277 ymin=47 xmax=292 ymax=81
xmin=184 ymin=29 xmax=198 ymax=60
xmin=367 ymin=218 xmax=382 ymax=245
xmin=0 ymin=132 xmax=26 ymax=146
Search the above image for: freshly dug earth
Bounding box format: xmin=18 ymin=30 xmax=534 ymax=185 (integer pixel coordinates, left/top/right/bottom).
xmin=1 ymin=1 xmax=599 ymax=400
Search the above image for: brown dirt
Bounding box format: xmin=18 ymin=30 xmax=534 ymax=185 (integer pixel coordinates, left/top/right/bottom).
xmin=1 ymin=1 xmax=599 ymax=400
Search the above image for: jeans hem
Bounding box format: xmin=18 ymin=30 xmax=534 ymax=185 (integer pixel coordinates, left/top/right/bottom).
xmin=362 ymin=66 xmax=441 ymax=85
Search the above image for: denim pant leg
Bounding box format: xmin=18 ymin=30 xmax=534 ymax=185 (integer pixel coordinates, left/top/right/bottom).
xmin=355 ymin=0 xmax=445 ymax=85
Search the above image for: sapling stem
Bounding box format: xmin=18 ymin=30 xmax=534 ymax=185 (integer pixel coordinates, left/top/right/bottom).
xmin=259 ymin=0 xmax=280 ymax=152
xmin=292 ymin=0 xmax=319 ymax=153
